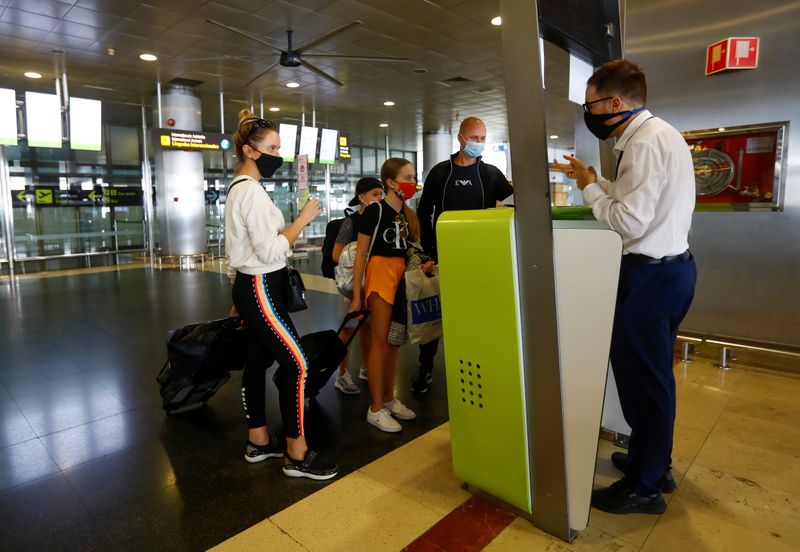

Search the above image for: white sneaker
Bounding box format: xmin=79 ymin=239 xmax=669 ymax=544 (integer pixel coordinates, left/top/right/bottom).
xmin=334 ymin=372 xmax=360 ymax=395
xmin=367 ymin=407 xmax=402 ymax=433
xmin=358 ymin=367 xmax=368 ymax=381
xmin=384 ymin=399 xmax=416 ymax=421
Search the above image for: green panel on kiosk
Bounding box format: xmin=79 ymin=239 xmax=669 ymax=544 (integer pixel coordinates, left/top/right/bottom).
xmin=436 ymin=208 xmax=531 ymax=513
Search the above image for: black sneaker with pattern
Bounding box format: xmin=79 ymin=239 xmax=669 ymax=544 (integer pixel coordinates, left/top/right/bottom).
xmin=411 ymin=367 xmax=433 ymax=394
xmin=282 ymin=450 xmax=339 ymax=480
xmin=244 ymin=438 xmax=284 ymax=463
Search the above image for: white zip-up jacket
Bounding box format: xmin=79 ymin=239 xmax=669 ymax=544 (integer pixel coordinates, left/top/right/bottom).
xmin=225 ymin=175 xmax=292 ymax=275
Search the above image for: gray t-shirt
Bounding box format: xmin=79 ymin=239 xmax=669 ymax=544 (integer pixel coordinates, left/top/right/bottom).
xmin=335 ymin=214 xmax=358 ymax=244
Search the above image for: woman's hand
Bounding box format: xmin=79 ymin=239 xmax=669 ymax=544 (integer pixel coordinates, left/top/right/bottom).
xmin=298 ymin=197 xmax=322 ymax=225
xmin=348 ymin=296 xmax=362 ymax=314
xmin=229 ymin=305 xmax=239 ymax=317
xmin=421 ymin=260 xmax=436 ymax=274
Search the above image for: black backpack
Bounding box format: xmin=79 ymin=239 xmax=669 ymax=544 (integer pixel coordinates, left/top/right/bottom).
xmin=321 ymin=208 xmax=355 ymax=279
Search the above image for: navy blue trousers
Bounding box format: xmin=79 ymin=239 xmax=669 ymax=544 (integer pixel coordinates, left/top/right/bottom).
xmin=610 ymin=254 xmax=696 ymax=495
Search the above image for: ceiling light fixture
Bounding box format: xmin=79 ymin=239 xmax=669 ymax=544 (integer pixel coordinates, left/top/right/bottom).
xmin=269 ymin=107 xmax=280 ymax=112
xmin=491 ymin=16 xmax=502 ymax=26
xmin=286 ymin=82 xmax=300 ymax=88
xmin=718 ymin=127 xmax=726 ymax=131
xmin=24 ymin=71 xmax=42 ymax=79
xmin=139 ymin=53 xmax=157 ymax=61
xmin=549 ymin=135 xmax=559 ymax=139
xmin=378 ymin=123 xmax=389 ymax=128
xmin=383 ymin=101 xmax=395 ymax=106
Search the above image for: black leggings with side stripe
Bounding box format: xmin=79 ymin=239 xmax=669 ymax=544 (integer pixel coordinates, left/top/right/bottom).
xmin=232 ymin=268 xmax=308 ymax=438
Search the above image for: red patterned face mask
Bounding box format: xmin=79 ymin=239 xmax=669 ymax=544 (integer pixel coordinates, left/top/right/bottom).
xmin=397 ymin=181 xmax=417 ymax=200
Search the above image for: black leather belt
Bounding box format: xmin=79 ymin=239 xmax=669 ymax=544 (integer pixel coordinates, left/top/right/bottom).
xmin=623 ymin=250 xmax=691 ymax=265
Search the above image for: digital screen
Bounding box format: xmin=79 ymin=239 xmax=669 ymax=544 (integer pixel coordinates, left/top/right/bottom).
xmin=318 ymin=128 xmax=338 ymax=165
xmin=25 ymin=91 xmax=62 ymax=148
xmin=69 ymin=97 xmax=102 ymax=151
xmin=299 ymin=126 xmax=319 ymax=163
xmin=0 ymin=88 xmax=18 ymax=146
xmin=279 ymin=123 xmax=297 ymax=162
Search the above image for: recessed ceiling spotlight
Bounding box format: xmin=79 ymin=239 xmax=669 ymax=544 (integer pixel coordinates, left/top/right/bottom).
xmin=286 ymin=82 xmax=300 ymax=88
xmin=383 ymin=101 xmax=395 ymax=106
xmin=139 ymin=53 xmax=157 ymax=61
xmin=24 ymin=71 xmax=42 ymax=79
xmin=269 ymin=106 xmax=280 ymax=112
xmin=718 ymin=127 xmax=726 ymax=131
xmin=412 ymin=68 xmax=428 ymax=74
xmin=491 ymin=16 xmax=502 ymax=26
xmin=378 ymin=123 xmax=389 ymax=128
xmin=549 ymin=134 xmax=559 ymax=139
xmin=107 ymin=47 xmax=116 ymax=56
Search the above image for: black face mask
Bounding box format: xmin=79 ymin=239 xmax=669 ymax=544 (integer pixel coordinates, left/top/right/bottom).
xmin=253 ymin=152 xmax=283 ymax=178
xmin=584 ymin=107 xmax=646 ymax=140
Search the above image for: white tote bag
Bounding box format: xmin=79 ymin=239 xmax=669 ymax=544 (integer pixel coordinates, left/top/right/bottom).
xmin=405 ymin=267 xmax=443 ymax=344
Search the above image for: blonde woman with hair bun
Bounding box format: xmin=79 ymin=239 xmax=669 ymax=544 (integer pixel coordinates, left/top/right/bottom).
xmin=226 ymin=109 xmax=338 ymax=480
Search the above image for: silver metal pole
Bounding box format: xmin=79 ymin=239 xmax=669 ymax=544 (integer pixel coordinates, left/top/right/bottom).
xmin=61 ymin=69 xmax=69 ymax=109
xmin=0 ymin=145 xmax=16 ymax=277
xmin=156 ymin=80 xmax=163 ymax=128
xmin=219 ymin=90 xmax=225 ymax=133
xmin=301 ymin=111 xmax=305 ymax=127
xmin=499 ymin=0 xmax=571 ymax=541
xmin=259 ymin=96 xmax=264 ymax=119
xmin=141 ymin=105 xmax=156 ymax=261
xmin=385 ymin=133 xmax=390 ymax=158
xmin=324 ymin=164 xmax=332 ymax=222
xmin=312 ymin=108 xmax=316 ymax=128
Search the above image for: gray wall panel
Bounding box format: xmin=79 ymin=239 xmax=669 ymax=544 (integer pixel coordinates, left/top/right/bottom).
xmin=627 ymin=0 xmax=800 ymax=347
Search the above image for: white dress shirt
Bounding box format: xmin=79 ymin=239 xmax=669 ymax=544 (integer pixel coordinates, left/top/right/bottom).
xmin=225 ymin=175 xmax=292 ymax=275
xmin=582 ymin=109 xmax=695 ymax=258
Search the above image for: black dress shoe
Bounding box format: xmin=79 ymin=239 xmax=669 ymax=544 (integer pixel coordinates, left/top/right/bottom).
xmin=610 ymin=451 xmax=677 ymax=493
xmin=591 ymin=479 xmax=667 ymax=514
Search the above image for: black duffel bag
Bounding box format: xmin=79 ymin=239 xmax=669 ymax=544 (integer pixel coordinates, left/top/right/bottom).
xmin=157 ymin=316 xmax=247 ymax=412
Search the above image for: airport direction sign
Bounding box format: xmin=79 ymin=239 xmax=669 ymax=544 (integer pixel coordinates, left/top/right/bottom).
xmin=154 ymin=128 xmax=233 ymax=151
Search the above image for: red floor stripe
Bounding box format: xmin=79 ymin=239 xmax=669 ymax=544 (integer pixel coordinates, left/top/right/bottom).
xmin=402 ymin=496 xmax=517 ymax=552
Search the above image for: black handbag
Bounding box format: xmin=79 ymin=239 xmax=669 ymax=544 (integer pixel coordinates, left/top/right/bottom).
xmin=286 ymin=265 xmax=308 ymax=312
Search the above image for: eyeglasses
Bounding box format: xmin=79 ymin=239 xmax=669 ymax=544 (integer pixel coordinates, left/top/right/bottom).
xmin=245 ymin=118 xmax=276 ymax=143
xmin=582 ymin=97 xmax=614 ymax=113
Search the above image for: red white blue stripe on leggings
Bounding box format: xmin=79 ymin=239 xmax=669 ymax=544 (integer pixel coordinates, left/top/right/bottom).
xmin=253 ymin=274 xmax=307 ymax=436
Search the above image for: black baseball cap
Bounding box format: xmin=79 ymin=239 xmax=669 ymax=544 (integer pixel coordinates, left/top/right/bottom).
xmin=348 ymin=177 xmax=382 ymax=206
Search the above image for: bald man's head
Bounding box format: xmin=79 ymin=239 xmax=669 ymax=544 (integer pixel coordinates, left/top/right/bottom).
xmin=459 ymin=117 xmax=486 ymax=135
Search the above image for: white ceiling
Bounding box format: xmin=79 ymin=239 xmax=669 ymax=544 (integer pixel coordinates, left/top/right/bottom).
xmin=0 ymin=0 xmax=581 ymax=151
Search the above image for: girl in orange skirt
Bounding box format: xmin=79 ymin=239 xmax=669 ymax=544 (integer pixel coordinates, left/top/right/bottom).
xmin=350 ymin=158 xmax=434 ymax=432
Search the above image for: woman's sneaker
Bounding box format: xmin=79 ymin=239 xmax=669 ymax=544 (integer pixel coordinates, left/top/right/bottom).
xmin=282 ymin=450 xmax=339 ymax=480
xmin=367 ymin=407 xmax=402 ymax=432
xmin=384 ymin=399 xmax=416 ymax=420
xmin=358 ymin=367 xmax=369 ymax=381
xmin=334 ymin=371 xmax=360 ymax=395
xmin=411 ymin=367 xmax=433 ymax=394
xmin=244 ymin=438 xmax=284 ymax=463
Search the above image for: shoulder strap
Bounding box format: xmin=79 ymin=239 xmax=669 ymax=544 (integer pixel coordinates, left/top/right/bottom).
xmin=228 ymin=175 xmax=251 ymax=192
xmin=367 ymin=201 xmax=382 ymax=260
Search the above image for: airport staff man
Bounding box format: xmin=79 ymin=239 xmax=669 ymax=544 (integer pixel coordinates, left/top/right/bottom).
xmin=414 ymin=117 xmax=513 ymax=393
xmin=554 ymin=60 xmax=697 ymax=515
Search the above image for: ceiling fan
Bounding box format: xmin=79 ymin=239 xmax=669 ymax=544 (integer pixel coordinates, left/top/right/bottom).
xmin=206 ymin=19 xmax=409 ymax=87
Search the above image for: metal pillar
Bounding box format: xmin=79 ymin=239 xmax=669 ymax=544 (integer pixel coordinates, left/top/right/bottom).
xmin=0 ymin=145 xmax=16 ymax=277
xmin=499 ymin=0 xmax=571 ymax=542
xmin=141 ymin=105 xmax=155 ymax=260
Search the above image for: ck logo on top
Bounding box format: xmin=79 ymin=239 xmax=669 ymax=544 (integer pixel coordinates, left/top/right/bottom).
xmin=382 ymin=215 xmax=409 ymax=250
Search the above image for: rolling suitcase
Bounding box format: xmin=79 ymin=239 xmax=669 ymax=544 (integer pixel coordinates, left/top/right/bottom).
xmin=276 ymin=310 xmax=370 ymax=398
xmin=157 ymin=316 xmax=247 ymax=413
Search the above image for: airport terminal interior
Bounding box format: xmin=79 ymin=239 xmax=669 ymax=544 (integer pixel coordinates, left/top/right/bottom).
xmin=1 ymin=1 xmax=799 ymax=551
